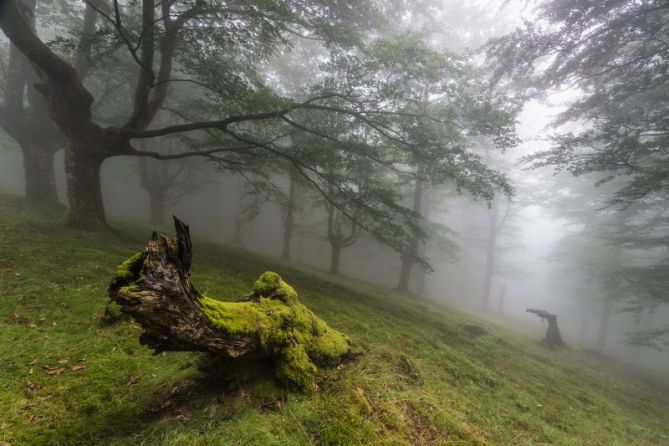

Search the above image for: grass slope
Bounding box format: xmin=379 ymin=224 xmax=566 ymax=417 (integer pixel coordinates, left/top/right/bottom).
xmin=0 ymin=194 xmax=668 ymax=446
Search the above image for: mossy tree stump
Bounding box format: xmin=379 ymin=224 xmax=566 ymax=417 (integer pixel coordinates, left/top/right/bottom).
xmin=107 ymin=218 xmax=351 ymax=390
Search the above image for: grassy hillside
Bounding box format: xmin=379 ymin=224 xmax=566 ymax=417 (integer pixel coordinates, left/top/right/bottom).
xmin=0 ymin=194 xmax=668 ymax=446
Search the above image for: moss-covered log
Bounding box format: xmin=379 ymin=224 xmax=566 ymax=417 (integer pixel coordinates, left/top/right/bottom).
xmin=107 ymin=217 xmax=351 ymax=390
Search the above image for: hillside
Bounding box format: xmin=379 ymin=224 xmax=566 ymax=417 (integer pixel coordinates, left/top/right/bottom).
xmin=0 ymin=194 xmax=668 ymax=446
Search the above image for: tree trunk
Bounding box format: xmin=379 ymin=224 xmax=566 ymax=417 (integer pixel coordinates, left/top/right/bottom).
xmin=396 ymin=168 xmax=424 ymax=292
xmin=296 ymin=231 xmax=305 ymax=262
xmin=496 ymin=284 xmax=507 ymax=315
xmin=108 ymin=218 xmax=352 ymax=390
xmin=21 ymin=136 xmax=58 ymax=202
xmin=397 ymin=254 xmax=412 ymax=293
xmin=597 ymin=300 xmax=613 ymax=350
xmin=330 ymin=243 xmax=342 ymax=275
xmin=63 ymin=140 xmax=106 ymax=230
xmin=281 ymin=171 xmax=297 ymax=260
xmin=148 ymin=189 xmax=166 ymax=226
xmin=1 ymin=3 xmax=60 ymax=203
xmin=481 ymin=202 xmax=499 ymax=311
xmin=281 ymin=225 xmax=293 ymax=260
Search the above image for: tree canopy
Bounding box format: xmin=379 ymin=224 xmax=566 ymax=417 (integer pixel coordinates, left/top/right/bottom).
xmin=0 ymin=0 xmax=518 ymax=267
xmin=487 ymin=0 xmax=668 ymax=205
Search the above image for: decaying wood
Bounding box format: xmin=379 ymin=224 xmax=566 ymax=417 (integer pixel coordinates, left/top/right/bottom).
xmin=107 ymin=217 xmax=351 ymax=389
xmin=526 ymin=308 xmax=564 ymax=348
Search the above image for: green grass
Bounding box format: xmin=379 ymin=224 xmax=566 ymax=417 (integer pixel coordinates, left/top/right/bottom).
xmin=0 ymin=193 xmax=668 ymax=446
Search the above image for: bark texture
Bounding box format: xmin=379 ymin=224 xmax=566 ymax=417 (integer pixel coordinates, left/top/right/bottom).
xmin=526 ymin=308 xmax=565 ymax=348
xmin=108 ymin=218 xmax=352 ymax=389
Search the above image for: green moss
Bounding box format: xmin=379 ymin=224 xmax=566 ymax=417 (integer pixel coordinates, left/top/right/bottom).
xmin=276 ymin=345 xmax=317 ymax=390
xmin=306 ymin=326 xmax=351 ymax=365
xmin=198 ymin=297 xmax=275 ymax=337
xmin=115 ymin=251 xmax=143 ymax=281
xmin=102 ymin=300 xmax=126 ymax=324
xmin=199 ymin=271 xmax=351 ymax=390
xmin=254 ymin=271 xmax=298 ymax=305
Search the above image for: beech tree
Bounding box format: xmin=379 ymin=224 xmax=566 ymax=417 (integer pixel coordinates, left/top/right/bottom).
xmin=0 ymin=0 xmax=61 ymax=201
xmin=1 ymin=1 xmax=515 ymax=269
xmin=488 ymin=0 xmax=668 ymax=347
xmin=137 ymin=154 xmax=206 ymax=226
xmin=279 ymin=166 xmax=302 ymax=260
xmin=488 ymin=0 xmax=668 ymax=205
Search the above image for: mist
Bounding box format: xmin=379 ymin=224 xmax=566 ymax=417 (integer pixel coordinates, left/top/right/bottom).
xmin=0 ymin=0 xmax=668 ymax=443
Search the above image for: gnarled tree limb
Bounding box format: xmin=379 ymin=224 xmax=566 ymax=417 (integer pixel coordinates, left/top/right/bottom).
xmin=526 ymin=308 xmax=565 ymax=348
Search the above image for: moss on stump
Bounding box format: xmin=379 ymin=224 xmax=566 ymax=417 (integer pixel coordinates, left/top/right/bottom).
xmin=108 ymin=219 xmax=352 ymax=391
xmin=198 ymin=272 xmax=351 ymax=389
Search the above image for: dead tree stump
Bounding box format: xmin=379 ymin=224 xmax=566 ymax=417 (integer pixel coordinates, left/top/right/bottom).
xmin=107 ymin=217 xmax=352 ymax=390
xmin=526 ymin=308 xmax=564 ymax=348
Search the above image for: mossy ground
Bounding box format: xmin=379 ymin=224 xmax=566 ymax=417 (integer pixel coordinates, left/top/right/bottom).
xmin=1 ymin=194 xmax=668 ymax=445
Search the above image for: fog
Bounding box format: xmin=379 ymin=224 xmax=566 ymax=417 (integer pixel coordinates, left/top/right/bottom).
xmin=1 ymin=0 xmax=667 ymax=380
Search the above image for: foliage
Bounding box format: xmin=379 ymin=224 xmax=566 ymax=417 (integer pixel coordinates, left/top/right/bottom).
xmin=488 ymin=0 xmax=669 ymax=342
xmin=2 ymin=0 xmax=517 ymax=260
xmin=487 ymin=0 xmax=669 ymax=205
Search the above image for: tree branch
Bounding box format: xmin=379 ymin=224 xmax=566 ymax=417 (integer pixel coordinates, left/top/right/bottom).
xmin=0 ymin=0 xmax=94 ymax=116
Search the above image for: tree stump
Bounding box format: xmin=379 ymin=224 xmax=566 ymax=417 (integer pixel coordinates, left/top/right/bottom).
xmin=526 ymin=308 xmax=564 ymax=348
xmin=107 ymin=217 xmax=352 ymax=390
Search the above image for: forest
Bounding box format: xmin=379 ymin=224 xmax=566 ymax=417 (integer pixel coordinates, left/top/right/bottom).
xmin=0 ymin=0 xmax=667 ymax=444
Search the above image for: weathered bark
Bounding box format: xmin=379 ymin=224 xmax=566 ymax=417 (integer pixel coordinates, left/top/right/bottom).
xmin=63 ymin=143 xmax=106 ymax=229
xmin=108 ymin=218 xmax=352 ymax=389
xmin=526 ymin=308 xmax=564 ymax=348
